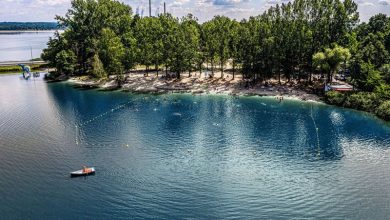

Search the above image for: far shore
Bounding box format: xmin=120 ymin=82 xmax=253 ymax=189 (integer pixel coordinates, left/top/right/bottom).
xmin=0 ymin=30 xmax=59 ymax=33
xmin=68 ymin=70 xmax=323 ymax=102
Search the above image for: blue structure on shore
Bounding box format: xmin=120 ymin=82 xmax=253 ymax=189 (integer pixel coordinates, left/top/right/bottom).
xmin=18 ymin=64 xmax=31 ymax=79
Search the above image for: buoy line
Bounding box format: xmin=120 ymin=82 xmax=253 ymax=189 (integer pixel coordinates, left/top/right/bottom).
xmin=310 ymin=104 xmax=321 ymax=157
xmin=75 ymin=99 xmax=135 ymax=145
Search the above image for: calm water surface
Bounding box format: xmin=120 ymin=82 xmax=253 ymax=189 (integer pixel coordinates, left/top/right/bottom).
xmin=0 ymin=74 xmax=390 ymax=219
xmin=0 ymin=31 xmax=55 ymax=62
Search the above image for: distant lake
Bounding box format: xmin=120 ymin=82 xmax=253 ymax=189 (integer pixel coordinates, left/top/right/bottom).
xmin=0 ymin=31 xmax=56 ymax=62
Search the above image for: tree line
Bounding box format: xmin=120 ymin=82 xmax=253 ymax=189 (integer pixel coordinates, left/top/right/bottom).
xmin=42 ymin=0 xmax=390 ymax=119
xmin=0 ymin=22 xmax=58 ymax=30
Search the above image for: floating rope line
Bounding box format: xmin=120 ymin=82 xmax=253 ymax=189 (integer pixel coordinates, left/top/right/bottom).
xmin=75 ymin=99 xmax=135 ymax=145
xmin=310 ymin=104 xmax=321 ymax=157
xmin=75 ymin=125 xmax=79 ymax=145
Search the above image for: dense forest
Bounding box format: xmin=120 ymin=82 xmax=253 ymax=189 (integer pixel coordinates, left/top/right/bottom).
xmin=42 ymin=0 xmax=390 ymax=120
xmin=0 ymin=22 xmax=58 ymax=30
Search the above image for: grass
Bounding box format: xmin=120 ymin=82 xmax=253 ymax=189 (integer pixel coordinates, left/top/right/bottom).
xmin=0 ymin=64 xmax=46 ymax=74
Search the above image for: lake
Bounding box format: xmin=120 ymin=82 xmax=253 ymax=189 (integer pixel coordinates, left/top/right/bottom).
xmin=0 ymin=31 xmax=56 ymax=62
xmin=0 ymin=74 xmax=390 ymax=218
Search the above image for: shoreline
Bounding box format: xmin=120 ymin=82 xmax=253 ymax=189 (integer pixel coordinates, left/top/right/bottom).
xmin=67 ymin=73 xmax=323 ymax=103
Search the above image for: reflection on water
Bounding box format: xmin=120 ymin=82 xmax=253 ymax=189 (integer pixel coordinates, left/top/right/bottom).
xmin=0 ymin=74 xmax=390 ymax=219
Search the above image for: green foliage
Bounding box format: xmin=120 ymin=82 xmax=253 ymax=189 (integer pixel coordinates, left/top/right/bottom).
xmin=41 ymin=0 xmax=388 ymax=94
xmin=313 ymin=45 xmax=351 ymax=82
xmin=38 ymin=0 xmax=390 ymax=120
xmin=91 ymin=54 xmax=106 ymax=78
xmin=0 ymin=22 xmax=58 ymax=30
xmin=357 ymin=33 xmax=390 ymax=68
xmin=344 ymin=92 xmax=380 ymax=112
xmin=325 ymin=91 xmax=346 ymax=106
xmin=380 ymin=64 xmax=390 ymax=84
xmin=97 ymin=28 xmax=125 ymax=75
xmin=353 ymin=62 xmax=383 ymax=92
xmin=376 ymin=101 xmax=390 ymax=121
xmin=374 ymin=83 xmax=390 ymax=100
xmin=42 ymin=0 xmax=361 ymax=80
xmin=180 ymin=14 xmax=201 ymax=75
xmin=55 ymin=50 xmax=76 ymax=75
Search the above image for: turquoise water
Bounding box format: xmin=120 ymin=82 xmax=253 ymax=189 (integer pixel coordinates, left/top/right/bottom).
xmin=0 ymin=74 xmax=390 ymax=219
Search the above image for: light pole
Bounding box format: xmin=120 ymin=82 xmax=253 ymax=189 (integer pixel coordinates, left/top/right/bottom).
xmin=149 ymin=0 xmax=151 ymax=17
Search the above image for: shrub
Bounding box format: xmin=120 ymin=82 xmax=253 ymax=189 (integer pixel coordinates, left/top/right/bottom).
xmin=376 ymin=101 xmax=390 ymax=121
xmin=374 ymin=83 xmax=390 ymax=101
xmin=325 ymin=91 xmax=346 ymax=105
xmin=343 ymin=92 xmax=380 ymax=112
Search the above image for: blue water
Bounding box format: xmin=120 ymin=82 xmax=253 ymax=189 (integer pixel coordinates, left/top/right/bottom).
xmin=1 ymin=74 xmax=390 ymax=219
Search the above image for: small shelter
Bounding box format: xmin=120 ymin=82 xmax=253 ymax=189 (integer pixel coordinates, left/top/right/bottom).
xmin=325 ymin=84 xmax=353 ymax=92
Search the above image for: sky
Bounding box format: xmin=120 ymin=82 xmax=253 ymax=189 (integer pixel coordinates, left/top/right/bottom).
xmin=0 ymin=0 xmax=389 ymax=23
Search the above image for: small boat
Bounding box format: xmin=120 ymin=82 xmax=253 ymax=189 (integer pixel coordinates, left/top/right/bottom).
xmin=70 ymin=167 xmax=95 ymax=177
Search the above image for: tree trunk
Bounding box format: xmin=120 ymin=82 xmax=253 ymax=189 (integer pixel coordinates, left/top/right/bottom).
xmin=165 ymin=65 xmax=168 ymax=78
xmin=232 ymin=60 xmax=235 ymax=80
xmin=156 ymin=64 xmax=159 ymax=77
xmin=211 ymin=59 xmax=214 ymax=77
xmin=220 ymin=61 xmax=224 ymax=79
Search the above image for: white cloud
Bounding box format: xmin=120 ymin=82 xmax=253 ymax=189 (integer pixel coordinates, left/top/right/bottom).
xmin=378 ymin=0 xmax=390 ymax=5
xmin=36 ymin=0 xmax=70 ymax=6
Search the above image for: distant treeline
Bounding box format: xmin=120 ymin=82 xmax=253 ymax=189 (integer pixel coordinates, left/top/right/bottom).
xmin=0 ymin=22 xmax=58 ymax=30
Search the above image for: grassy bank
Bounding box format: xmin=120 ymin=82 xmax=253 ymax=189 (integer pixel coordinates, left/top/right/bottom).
xmin=0 ymin=64 xmax=45 ymax=74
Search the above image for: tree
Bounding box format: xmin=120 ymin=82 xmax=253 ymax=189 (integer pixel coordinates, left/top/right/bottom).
xmin=229 ymin=20 xmax=241 ymax=79
xmin=357 ymin=33 xmax=390 ymax=68
xmin=210 ymin=16 xmax=232 ymax=78
xmin=42 ymin=31 xmax=69 ymax=71
xmin=202 ymin=20 xmax=218 ymax=77
xmin=55 ymin=50 xmax=76 ymax=75
xmin=353 ymin=62 xmax=383 ymax=92
xmin=313 ymin=45 xmax=351 ymax=82
xmin=91 ymin=54 xmax=106 ymax=78
xmin=122 ymin=31 xmax=138 ymax=71
xmin=159 ymin=14 xmax=179 ymax=77
xmin=97 ymin=28 xmax=125 ymax=81
xmin=380 ymin=64 xmax=390 ymax=84
xmin=180 ymin=14 xmax=201 ymax=77
xmin=55 ymin=0 xmax=133 ymax=75
xmin=133 ymin=17 xmax=162 ymax=76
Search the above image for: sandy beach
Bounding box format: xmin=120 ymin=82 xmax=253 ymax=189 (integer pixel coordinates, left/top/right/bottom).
xmin=68 ymin=70 xmax=323 ymax=102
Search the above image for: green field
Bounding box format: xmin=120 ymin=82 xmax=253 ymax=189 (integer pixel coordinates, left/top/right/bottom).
xmin=0 ymin=64 xmax=45 ymax=74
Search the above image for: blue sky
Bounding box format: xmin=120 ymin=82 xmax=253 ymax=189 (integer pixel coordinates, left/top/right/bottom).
xmin=0 ymin=0 xmax=389 ymax=22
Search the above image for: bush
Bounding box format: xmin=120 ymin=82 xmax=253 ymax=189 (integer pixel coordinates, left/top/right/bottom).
xmin=354 ymin=62 xmax=383 ymax=92
xmin=43 ymin=71 xmax=61 ymax=80
xmin=325 ymin=91 xmax=346 ymax=105
xmin=374 ymin=83 xmax=390 ymax=100
xmin=343 ymin=92 xmax=380 ymax=112
xmin=376 ymin=101 xmax=390 ymax=121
